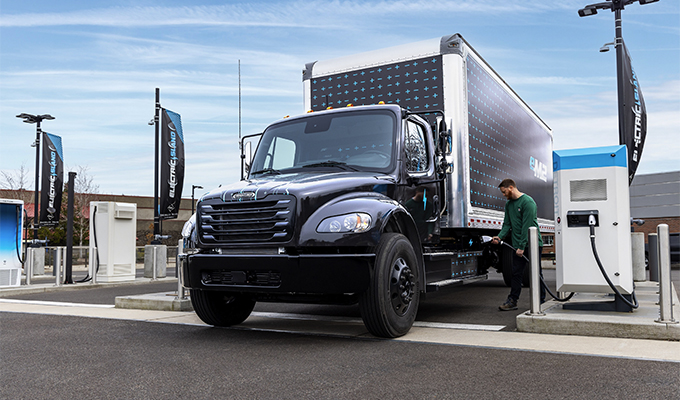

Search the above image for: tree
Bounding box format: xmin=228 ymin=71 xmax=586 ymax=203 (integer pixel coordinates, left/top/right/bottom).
xmin=0 ymin=163 xmax=35 ymax=234
xmin=0 ymin=164 xmax=34 ymax=205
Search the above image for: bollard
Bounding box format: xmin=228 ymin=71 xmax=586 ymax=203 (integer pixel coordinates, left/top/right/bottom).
xmin=528 ymin=227 xmax=544 ymax=316
xmin=655 ymin=224 xmax=677 ymax=324
xmin=631 ymin=232 xmax=646 ymax=282
xmin=55 ymin=247 xmax=63 ymax=287
xmin=176 ymin=239 xmax=186 ymax=300
xmin=648 ymin=233 xmax=659 ymax=283
xmin=152 ymin=246 xmax=157 ymax=281
xmin=25 ymin=248 xmax=33 ymax=286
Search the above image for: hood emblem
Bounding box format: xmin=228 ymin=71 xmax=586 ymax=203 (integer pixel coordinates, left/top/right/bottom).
xmin=231 ymin=191 xmax=256 ymax=201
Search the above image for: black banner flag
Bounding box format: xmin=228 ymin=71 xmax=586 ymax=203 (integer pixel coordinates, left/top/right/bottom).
xmin=40 ymin=132 xmax=64 ymax=226
xmin=159 ymin=108 xmax=185 ymax=220
xmin=620 ymin=40 xmax=647 ymax=184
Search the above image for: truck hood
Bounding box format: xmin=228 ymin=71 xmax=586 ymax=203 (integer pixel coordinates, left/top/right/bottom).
xmin=200 ymin=171 xmax=395 ymax=204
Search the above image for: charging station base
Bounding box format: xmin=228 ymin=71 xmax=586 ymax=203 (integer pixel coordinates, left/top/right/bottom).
xmin=562 ymin=293 xmax=635 ymax=313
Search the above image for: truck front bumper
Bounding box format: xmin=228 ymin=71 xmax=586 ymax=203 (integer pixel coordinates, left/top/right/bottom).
xmin=182 ymin=253 xmax=374 ymax=294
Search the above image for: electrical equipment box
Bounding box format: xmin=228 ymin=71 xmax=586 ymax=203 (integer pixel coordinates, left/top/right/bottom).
xmin=553 ymin=145 xmax=632 ymax=294
xmin=89 ymin=202 xmax=137 ymax=282
xmin=0 ymin=199 xmax=23 ymax=287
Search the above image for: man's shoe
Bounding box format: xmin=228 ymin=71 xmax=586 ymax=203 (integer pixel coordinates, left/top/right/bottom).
xmin=499 ymin=299 xmax=518 ymax=311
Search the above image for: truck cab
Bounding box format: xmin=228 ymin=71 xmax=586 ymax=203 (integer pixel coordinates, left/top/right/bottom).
xmin=181 ymin=104 xmax=479 ymax=337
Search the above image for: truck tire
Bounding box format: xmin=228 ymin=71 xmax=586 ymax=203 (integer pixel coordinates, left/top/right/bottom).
xmin=359 ymin=233 xmax=420 ymax=338
xmin=190 ymin=289 xmax=255 ymax=327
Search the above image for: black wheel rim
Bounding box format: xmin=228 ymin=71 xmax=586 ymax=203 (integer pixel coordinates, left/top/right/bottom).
xmin=389 ymin=257 xmax=415 ymax=316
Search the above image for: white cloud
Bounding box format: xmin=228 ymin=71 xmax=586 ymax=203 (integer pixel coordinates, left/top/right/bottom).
xmin=541 ymin=79 xmax=680 ymax=175
xmin=0 ymin=1 xmax=582 ymax=28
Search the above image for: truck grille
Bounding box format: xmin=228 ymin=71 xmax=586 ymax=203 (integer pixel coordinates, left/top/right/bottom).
xmin=198 ymin=195 xmax=295 ymax=245
xmin=202 ymin=270 xmax=282 ymax=287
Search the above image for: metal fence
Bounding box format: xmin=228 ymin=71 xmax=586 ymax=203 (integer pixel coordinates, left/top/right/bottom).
xmin=41 ymin=246 xmax=178 ymax=267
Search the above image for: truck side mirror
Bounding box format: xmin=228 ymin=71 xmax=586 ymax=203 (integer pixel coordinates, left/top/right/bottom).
xmin=438 ymin=120 xmax=447 ymax=137
xmin=240 ymin=132 xmax=263 ymax=180
xmin=243 ymin=141 xmax=252 ymax=179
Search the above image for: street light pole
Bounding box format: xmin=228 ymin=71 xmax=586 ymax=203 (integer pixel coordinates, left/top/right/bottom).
xmin=16 ymin=113 xmax=55 ymax=243
xmin=614 ymin=7 xmax=625 ymax=145
xmin=578 ymin=0 xmax=658 ymax=181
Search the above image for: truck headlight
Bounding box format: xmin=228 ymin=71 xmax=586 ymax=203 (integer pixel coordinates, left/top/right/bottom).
xmin=317 ymin=213 xmax=372 ymax=233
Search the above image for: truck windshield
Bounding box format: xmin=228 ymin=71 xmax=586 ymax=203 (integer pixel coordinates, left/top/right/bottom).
xmin=250 ymin=109 xmax=396 ymax=176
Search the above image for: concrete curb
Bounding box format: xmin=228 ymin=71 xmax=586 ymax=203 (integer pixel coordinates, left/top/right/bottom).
xmin=517 ymin=281 xmax=680 ymax=341
xmin=0 ymin=277 xmax=178 ymax=298
xmin=115 ymin=291 xmax=193 ymax=312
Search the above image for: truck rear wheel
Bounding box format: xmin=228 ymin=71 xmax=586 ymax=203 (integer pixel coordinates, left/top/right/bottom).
xmin=190 ymin=289 xmax=255 ymax=327
xmin=359 ymin=233 xmax=420 ymax=338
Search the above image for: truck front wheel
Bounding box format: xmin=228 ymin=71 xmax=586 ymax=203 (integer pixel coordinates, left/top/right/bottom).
xmin=190 ymin=289 xmax=255 ymax=327
xmin=359 ymin=233 xmax=420 ymax=338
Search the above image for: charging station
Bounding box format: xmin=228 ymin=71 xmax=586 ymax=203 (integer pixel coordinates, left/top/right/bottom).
xmin=553 ymin=145 xmax=634 ymax=310
xmin=0 ymin=199 xmax=23 ymax=287
xmin=89 ymin=202 xmax=137 ymax=282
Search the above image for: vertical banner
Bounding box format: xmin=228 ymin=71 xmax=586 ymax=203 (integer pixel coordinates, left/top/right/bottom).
xmin=159 ymin=108 xmax=185 ymax=220
xmin=40 ymin=132 xmax=64 ymax=226
xmin=620 ymin=40 xmax=647 ymax=184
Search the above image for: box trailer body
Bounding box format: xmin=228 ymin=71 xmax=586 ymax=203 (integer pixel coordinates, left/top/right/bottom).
xmin=181 ymin=34 xmax=554 ymax=337
xmin=303 ymin=34 xmax=553 ymax=232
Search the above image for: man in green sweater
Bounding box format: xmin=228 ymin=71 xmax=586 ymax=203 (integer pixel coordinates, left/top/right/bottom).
xmin=492 ymin=179 xmax=543 ymax=311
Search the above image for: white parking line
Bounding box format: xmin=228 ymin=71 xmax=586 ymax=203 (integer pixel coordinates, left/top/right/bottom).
xmin=252 ymin=311 xmax=505 ymax=331
xmin=0 ymin=298 xmax=115 ymax=308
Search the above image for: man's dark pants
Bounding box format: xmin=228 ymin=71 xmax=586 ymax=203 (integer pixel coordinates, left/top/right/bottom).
xmin=508 ymin=244 xmax=544 ymax=303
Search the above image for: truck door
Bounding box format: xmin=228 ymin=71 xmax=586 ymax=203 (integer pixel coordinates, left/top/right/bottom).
xmin=401 ymin=118 xmax=440 ymax=244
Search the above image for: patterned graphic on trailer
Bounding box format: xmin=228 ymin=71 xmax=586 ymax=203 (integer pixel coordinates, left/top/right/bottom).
xmin=310 ymin=55 xmax=444 ymax=118
xmin=466 ymin=55 xmax=552 ymax=220
xmin=310 ymin=53 xmax=552 ymax=220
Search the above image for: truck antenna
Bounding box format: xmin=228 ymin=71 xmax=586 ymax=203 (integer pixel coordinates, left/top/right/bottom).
xmin=238 ymin=59 xmax=242 ymax=144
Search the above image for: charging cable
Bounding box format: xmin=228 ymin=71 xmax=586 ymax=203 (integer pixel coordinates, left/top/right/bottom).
xmin=77 ymin=205 xmax=99 ymax=283
xmin=482 ymin=236 xmax=574 ymax=302
xmin=588 ymin=215 xmax=638 ymax=309
xmin=15 ymin=206 xmax=25 ymax=265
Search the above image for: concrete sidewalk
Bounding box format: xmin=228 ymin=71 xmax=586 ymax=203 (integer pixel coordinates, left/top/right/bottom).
xmin=517 ymin=281 xmax=680 ymax=341
xmin=0 ymin=276 xmax=178 ymax=297
xmin=3 ymin=274 xmax=678 ymax=342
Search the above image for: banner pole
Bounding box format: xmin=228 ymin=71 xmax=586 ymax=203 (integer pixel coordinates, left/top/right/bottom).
xmin=65 ymin=171 xmax=76 ymax=284
xmin=33 ymin=122 xmax=41 ymax=242
xmin=153 ymin=88 xmax=161 ymax=243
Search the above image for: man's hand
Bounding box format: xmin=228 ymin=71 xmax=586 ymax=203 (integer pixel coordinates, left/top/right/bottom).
xmin=516 ymin=248 xmax=524 ymax=257
xmin=491 ymin=236 xmax=500 ymax=245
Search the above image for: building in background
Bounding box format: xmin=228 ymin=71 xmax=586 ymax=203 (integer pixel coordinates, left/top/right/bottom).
xmin=630 ymin=170 xmax=680 ymax=238
xmin=0 ymin=189 xmax=194 ymax=246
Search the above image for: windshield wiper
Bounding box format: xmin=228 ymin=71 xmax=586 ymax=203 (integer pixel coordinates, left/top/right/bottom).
xmin=302 ymin=161 xmax=359 ymax=171
xmin=250 ymin=168 xmax=281 ymax=176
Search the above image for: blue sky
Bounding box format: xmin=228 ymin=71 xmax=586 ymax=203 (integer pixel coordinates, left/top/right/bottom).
xmin=1 ymin=0 xmax=678 ymax=197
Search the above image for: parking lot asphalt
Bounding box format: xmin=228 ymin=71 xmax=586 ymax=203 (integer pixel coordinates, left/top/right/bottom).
xmin=2 ymin=267 xmax=679 ymax=398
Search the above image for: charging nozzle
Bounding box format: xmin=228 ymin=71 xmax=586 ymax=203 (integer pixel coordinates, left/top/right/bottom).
xmin=481 ymin=235 xmax=504 ymax=246
xmin=588 ymin=214 xmax=597 ymax=226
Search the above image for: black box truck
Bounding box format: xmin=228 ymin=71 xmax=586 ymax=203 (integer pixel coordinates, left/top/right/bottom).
xmin=180 ymin=34 xmax=554 ymax=337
